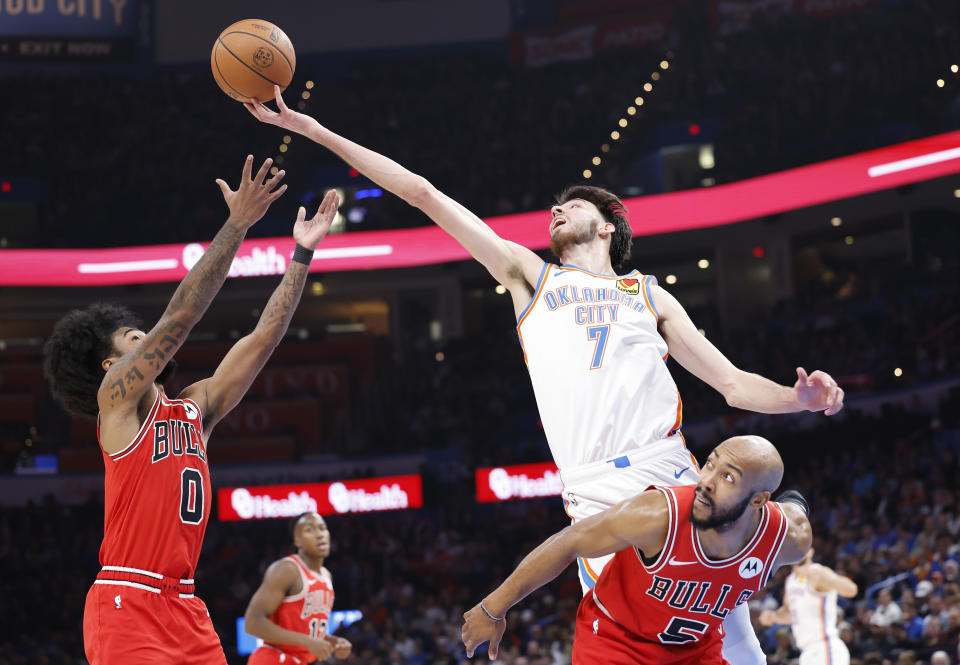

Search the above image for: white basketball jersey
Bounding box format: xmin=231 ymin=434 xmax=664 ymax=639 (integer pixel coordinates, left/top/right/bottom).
xmin=785 ymin=571 xmax=840 ymax=650
xmin=517 ymin=263 xmax=682 ymax=470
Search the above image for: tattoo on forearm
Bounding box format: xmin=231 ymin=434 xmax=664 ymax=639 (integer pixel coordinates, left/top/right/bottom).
xmin=258 ymin=262 xmax=309 ymax=340
xmin=168 ymin=223 xmax=245 ymax=318
xmin=142 ymin=327 xmax=186 ymax=369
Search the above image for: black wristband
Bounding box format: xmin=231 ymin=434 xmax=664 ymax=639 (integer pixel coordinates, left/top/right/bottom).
xmin=292 ymin=244 xmax=313 ymax=265
xmin=776 ymin=489 xmax=810 ymax=518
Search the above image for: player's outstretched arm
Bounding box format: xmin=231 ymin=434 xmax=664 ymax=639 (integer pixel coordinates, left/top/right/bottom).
xmin=98 ymin=156 xmax=286 ymax=417
xmin=807 ymin=563 xmax=858 ymax=598
xmin=245 ymin=86 xmax=544 ymax=297
xmin=651 ymin=285 xmax=844 ymax=416
xmin=460 ymin=491 xmax=668 ymax=659
xmin=179 ymin=191 xmax=340 ymax=436
xmin=244 ymin=560 xmax=334 ymax=661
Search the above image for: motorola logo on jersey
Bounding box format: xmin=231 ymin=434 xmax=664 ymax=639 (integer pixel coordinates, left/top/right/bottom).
xmin=738 ymin=557 xmax=763 ymax=579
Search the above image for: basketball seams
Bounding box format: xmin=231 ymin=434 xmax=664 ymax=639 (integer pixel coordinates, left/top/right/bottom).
xmin=216 ymin=37 xmax=286 ymax=91
xmin=222 ymin=30 xmax=295 ymax=79
xmin=212 ymin=48 xmax=251 ymax=102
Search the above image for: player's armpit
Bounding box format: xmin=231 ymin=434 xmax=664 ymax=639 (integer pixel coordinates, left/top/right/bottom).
xmin=97 ymin=315 xmax=190 ymax=413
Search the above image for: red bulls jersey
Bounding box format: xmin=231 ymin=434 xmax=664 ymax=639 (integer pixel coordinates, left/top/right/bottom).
xmin=265 ymin=555 xmax=335 ymax=662
xmin=591 ymin=484 xmax=788 ymax=652
xmin=98 ymin=390 xmax=211 ymax=580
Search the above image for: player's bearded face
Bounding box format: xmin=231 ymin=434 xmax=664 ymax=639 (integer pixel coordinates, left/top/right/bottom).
xmin=549 ymin=218 xmax=599 ymax=259
xmin=690 ymin=485 xmax=753 ymax=530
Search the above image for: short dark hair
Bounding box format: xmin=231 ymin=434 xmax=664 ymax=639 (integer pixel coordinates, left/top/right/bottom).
xmin=556 ymin=185 xmax=633 ymax=270
xmin=289 ymin=511 xmax=312 ymax=540
xmin=43 ymin=303 xmax=141 ymax=417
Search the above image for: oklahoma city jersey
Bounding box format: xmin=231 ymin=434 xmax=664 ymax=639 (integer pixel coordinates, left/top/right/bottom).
xmin=517 ymin=264 xmax=681 ymax=469
xmin=97 ymin=389 xmax=211 ymax=580
xmin=263 ymin=555 xmax=335 ymax=662
xmin=785 ymin=570 xmax=840 ymax=650
xmin=589 ymin=485 xmax=788 ymax=653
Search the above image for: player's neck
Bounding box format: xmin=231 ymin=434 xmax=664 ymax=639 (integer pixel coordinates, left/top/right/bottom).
xmin=296 ymin=550 xmax=325 ymax=573
xmin=696 ymin=508 xmax=763 ymax=560
xmin=559 ymin=246 xmax=616 ymax=276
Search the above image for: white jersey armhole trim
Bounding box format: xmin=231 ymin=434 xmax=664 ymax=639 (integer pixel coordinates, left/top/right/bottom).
xmin=638 ymin=486 xmax=678 ymax=574
xmin=105 ymin=390 xmax=163 ymax=461
xmin=759 ymin=504 xmax=790 ymax=590
xmin=280 ymin=556 xmax=311 ymax=603
xmin=516 ymin=261 xmax=552 ymax=326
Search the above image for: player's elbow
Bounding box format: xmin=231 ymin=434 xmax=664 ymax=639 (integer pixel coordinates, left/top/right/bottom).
xmin=840 ymin=580 xmax=859 ymax=598
xmin=407 ymin=176 xmax=437 ymax=209
xmin=243 ymin=609 xmax=267 ymax=637
xmin=720 ymin=372 xmax=747 ymax=410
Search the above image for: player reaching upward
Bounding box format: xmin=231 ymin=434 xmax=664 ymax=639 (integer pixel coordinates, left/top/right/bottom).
xmin=246 ymin=85 xmax=843 ymax=664
xmin=759 ymin=548 xmax=858 ymax=665
xmin=43 ymin=156 xmax=341 ymax=665
xmin=461 ymin=436 xmax=813 ymax=665
xmin=244 ymin=512 xmax=351 ymax=664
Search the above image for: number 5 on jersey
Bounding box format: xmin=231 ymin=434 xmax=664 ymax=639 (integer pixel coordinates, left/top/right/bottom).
xmin=587 ymin=325 xmax=610 ymax=370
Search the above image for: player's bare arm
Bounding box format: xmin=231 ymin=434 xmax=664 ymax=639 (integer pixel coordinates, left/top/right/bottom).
xmin=245 ymin=85 xmax=545 ymax=314
xmin=461 ymin=490 xmax=669 ymax=659
xmin=759 ymin=590 xmax=793 ymax=626
xmin=651 ymin=284 xmax=845 ymax=415
xmin=771 ymin=501 xmax=814 ymax=572
xmin=179 ymin=191 xmax=340 ymax=437
xmin=806 ymin=563 xmax=859 ymax=597
xmin=97 ymin=156 xmax=286 ymax=454
xmin=244 ymin=559 xmax=335 ymax=661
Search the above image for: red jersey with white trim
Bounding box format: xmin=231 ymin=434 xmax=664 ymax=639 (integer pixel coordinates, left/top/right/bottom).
xmin=516 ymin=264 xmax=682 ymax=470
xmin=98 ymin=390 xmax=211 ymax=580
xmin=591 ymin=484 xmax=788 ymax=653
xmin=265 ymin=555 xmax=335 ymax=663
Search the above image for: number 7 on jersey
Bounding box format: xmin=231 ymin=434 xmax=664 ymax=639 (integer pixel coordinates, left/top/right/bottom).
xmin=586 ymin=325 xmax=610 ymax=370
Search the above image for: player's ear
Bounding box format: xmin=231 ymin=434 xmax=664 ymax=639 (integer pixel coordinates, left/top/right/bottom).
xmin=598 ymin=221 xmax=615 ymax=239
xmin=750 ymin=491 xmax=771 ymax=510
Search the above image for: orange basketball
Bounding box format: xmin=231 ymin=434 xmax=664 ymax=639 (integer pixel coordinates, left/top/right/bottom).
xmin=211 ymin=19 xmax=296 ymax=103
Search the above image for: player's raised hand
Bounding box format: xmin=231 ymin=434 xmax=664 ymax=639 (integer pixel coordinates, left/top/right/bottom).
xmin=215 ymin=155 xmax=287 ymax=229
xmin=461 ymin=602 xmax=506 ymax=660
xmin=293 ymin=189 xmax=340 ymax=251
xmin=245 ymin=85 xmax=317 ymax=136
xmin=304 ymin=637 xmax=334 ymax=661
xmin=794 ymin=367 xmax=845 ymax=416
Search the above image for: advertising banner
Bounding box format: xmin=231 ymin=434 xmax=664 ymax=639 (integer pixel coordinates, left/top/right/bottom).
xmin=217 ymin=474 xmax=423 ymax=521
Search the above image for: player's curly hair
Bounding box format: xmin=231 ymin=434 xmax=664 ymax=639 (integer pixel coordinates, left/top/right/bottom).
xmin=556 ymin=185 xmax=633 ymax=270
xmin=43 ymin=303 xmax=141 ymax=418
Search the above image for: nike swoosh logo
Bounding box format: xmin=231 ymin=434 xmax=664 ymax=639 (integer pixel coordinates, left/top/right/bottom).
xmin=674 ymin=466 xmax=690 ymax=479
xmin=668 ymin=557 xmax=697 ymax=566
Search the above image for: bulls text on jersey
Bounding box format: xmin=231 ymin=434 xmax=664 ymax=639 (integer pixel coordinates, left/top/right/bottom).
xmin=645 ymin=576 xmax=753 ymax=619
xmin=152 ymin=419 xmax=206 ymax=463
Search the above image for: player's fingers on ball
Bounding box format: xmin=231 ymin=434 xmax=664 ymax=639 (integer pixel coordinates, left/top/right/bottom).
xmin=275 ymin=85 xmax=287 ymax=109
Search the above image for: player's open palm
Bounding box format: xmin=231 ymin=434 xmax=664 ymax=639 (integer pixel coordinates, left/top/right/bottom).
xmin=215 ymin=155 xmax=287 ymax=229
xmin=245 ymin=84 xmax=317 ymax=136
xmin=794 ymin=367 xmax=844 ymax=416
xmin=305 ymin=637 xmax=334 ymax=661
xmin=461 ymin=604 xmax=506 ymax=660
xmin=293 ymin=190 xmax=340 ymax=250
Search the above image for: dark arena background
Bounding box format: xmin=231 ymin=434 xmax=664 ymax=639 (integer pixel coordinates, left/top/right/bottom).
xmin=1 ymin=0 xmax=960 ymax=664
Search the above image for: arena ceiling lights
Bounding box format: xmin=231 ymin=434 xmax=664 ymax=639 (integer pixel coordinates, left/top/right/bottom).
xmin=2 ymin=130 xmax=960 ymax=286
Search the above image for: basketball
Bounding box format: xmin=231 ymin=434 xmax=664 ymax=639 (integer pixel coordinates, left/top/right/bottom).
xmin=211 ymin=19 xmax=296 ymax=103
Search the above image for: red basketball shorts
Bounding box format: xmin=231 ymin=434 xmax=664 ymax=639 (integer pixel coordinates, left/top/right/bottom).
xmin=573 ymin=591 xmax=729 ymax=665
xmin=248 ymin=645 xmax=315 ymax=664
xmin=83 ymin=583 xmax=227 ymax=664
